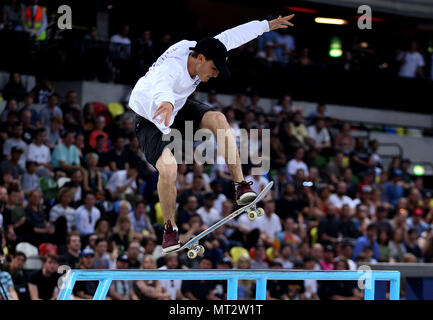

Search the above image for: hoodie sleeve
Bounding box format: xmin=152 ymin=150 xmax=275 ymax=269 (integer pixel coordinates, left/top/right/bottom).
xmin=214 ymin=20 xmax=270 ymax=51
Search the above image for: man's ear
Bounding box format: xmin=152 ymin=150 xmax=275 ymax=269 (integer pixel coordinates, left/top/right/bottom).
xmin=197 ymin=53 xmax=206 ymax=63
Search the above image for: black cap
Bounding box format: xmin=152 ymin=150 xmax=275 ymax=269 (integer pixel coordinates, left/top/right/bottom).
xmin=189 ymin=37 xmax=230 ymax=79
xmin=11 ymin=146 xmax=24 ymax=154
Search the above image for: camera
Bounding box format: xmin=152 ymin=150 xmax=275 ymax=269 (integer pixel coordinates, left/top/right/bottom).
xmin=302 ymin=181 xmax=313 ymax=187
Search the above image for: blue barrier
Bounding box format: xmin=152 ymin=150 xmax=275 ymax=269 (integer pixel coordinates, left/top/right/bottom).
xmin=57 ymin=269 xmax=400 ymax=300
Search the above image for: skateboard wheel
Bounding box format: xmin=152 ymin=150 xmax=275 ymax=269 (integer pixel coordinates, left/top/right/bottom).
xmin=187 ymin=249 xmax=198 ymax=259
xmin=257 ymin=207 xmax=265 ymax=217
xmin=247 ymin=210 xmax=258 ymax=221
xmin=197 ymin=245 xmax=205 ymax=256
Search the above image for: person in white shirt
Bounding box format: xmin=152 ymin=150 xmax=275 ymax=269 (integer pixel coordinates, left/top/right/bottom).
xmin=287 ymin=147 xmax=308 ymax=178
xmin=158 ymin=253 xmax=186 ymax=300
xmin=110 ymin=24 xmax=132 ymax=60
xmin=328 ymin=182 xmax=355 ymax=209
xmin=25 ymin=127 xmax=51 ymax=177
xmin=129 ymin=14 xmax=295 ymax=253
xmin=75 ymin=192 xmax=101 ymax=236
xmin=105 ymin=162 xmax=138 ymax=201
xmin=184 ymin=162 xmax=211 ymax=191
xmin=397 ymin=41 xmax=425 ymax=79
xmin=196 ymin=193 xmax=221 ymax=227
xmin=307 ymin=116 xmax=331 ymax=151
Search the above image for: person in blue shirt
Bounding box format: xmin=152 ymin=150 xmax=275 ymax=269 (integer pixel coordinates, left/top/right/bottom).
xmin=51 ymin=131 xmax=81 ymax=174
xmin=353 ymin=223 xmax=380 ymax=261
xmin=384 ymin=169 xmax=405 ymax=207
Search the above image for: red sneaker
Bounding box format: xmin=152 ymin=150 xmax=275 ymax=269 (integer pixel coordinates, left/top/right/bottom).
xmin=235 ymin=181 xmax=257 ymax=205
xmin=162 ymin=220 xmax=180 ymax=253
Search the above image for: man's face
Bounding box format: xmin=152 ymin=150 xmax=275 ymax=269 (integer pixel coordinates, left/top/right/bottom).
xmin=67 ymin=92 xmax=77 ymax=104
xmin=65 ymin=133 xmax=75 ymax=145
xmin=49 ymin=95 xmax=58 ymax=106
xmin=186 ymin=197 xmax=198 ymax=210
xmin=122 ymin=119 xmax=133 ymax=132
xmin=72 ymin=171 xmax=83 ymax=184
xmin=68 ymin=236 xmax=81 ymax=251
xmin=128 ymin=243 xmax=140 ymax=259
xmin=85 ymin=194 xmax=96 ymax=207
xmin=337 ymin=183 xmax=346 ymax=195
xmin=13 ymin=125 xmax=23 ymax=138
xmin=45 ymin=258 xmax=59 ymax=274
xmin=166 ymin=256 xmax=178 ymax=269
xmin=12 ymin=255 xmax=26 ymax=269
xmin=0 ymin=187 xmax=7 ymax=202
xmin=196 ymin=55 xmax=219 ymax=82
xmin=24 ymin=96 xmax=33 ymax=106
xmin=116 ymin=260 xmax=129 ymax=269
xmin=9 ymin=191 xmax=20 ymax=205
xmin=81 ymin=255 xmax=95 ymax=268
xmin=95 ymin=241 xmax=107 ymax=254
xmin=199 ymin=258 xmax=213 ymax=269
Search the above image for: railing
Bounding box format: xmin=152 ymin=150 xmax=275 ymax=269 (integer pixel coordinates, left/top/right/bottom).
xmin=57 ymin=269 xmax=401 ymax=300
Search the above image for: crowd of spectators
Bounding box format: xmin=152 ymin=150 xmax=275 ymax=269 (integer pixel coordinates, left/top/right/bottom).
xmin=0 ymin=73 xmax=432 ymax=300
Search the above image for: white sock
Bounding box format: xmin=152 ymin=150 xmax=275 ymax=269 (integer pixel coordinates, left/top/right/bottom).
xmin=173 ymin=226 xmax=178 ymax=232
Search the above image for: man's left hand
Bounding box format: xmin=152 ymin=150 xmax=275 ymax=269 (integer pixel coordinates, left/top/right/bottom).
xmin=268 ymin=14 xmax=295 ymax=31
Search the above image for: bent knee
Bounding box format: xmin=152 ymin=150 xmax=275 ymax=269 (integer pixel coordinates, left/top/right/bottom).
xmin=203 ymin=111 xmax=229 ymax=129
xmin=156 ymin=150 xmax=178 ymax=182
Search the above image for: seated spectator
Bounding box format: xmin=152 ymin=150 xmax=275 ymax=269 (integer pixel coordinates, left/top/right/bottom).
xmin=337 ymin=204 xmax=358 ymax=240
xmin=318 ymin=258 xmax=362 ymax=300
xmin=89 ymin=116 xmax=109 ymax=152
xmin=158 ymin=253 xmax=187 ymax=300
xmin=108 ymin=253 xmax=138 ymax=300
xmin=126 ymin=240 xmax=142 ymax=269
xmin=177 ymin=195 xmax=198 ymax=232
xmin=19 ymin=93 xmax=40 ymax=128
xmin=20 ymin=110 xmax=36 ymax=144
xmin=3 ymin=73 xmax=27 ymax=102
xmin=196 ymin=193 xmax=220 ymax=227
xmin=179 ymin=175 xmax=207 ymax=209
xmin=51 ymin=131 xmax=81 ymax=174
xmin=39 ymin=93 xmax=63 ymax=128
xmin=49 ymin=188 xmax=76 ymax=233
xmin=106 ymin=136 xmax=129 ymax=172
xmin=21 ymin=161 xmax=40 ymax=193
xmin=388 ymin=227 xmax=407 ymax=262
xmin=93 ymin=238 xmax=114 ymax=269
xmin=266 ymin=261 xmax=289 ymax=300
xmin=326 ymin=151 xmax=346 ymax=185
xmin=117 ymin=116 xmax=136 ymax=143
xmin=286 ymin=147 xmax=309 ymax=179
xmin=277 ymin=217 xmax=301 ymax=249
xmin=1 ymin=146 xmax=25 ymax=180
xmin=274 ymin=243 xmax=295 ymax=269
xmin=94 ymin=217 xmax=112 ymax=241
xmin=404 ymin=228 xmax=422 ymax=261
xmin=204 ymin=89 xmax=225 ymax=110
xmin=406 ymin=207 xmax=430 ymax=236
xmin=58 ymin=233 xmax=81 ymax=269
xmin=25 ymin=189 xmax=54 ymax=246
xmin=82 ymin=153 xmax=104 ymax=197
xmin=3 ymin=122 xmax=27 ymax=169
xmin=318 ymin=205 xmax=341 ymax=245
xmin=334 ymin=122 xmax=354 ymax=154
xmin=250 ymin=243 xmax=269 ymax=269
xmin=184 ymin=163 xmax=211 ymax=192
xmin=45 ymin=116 xmax=63 ymax=149
xmin=181 ymin=256 xmax=220 ymax=300
xmin=328 ymin=182 xmax=354 ymax=209
xmin=307 ymin=116 xmax=331 ymax=153
xmin=128 ymin=200 xmax=155 ymax=241
xmin=134 ymin=254 xmax=171 ymax=300
xmin=25 ymin=128 xmax=51 ymax=177
xmin=60 ymin=91 xmax=82 ymax=132
xmin=289 ymin=111 xmax=309 ymax=148
xmin=378 ymin=228 xmax=392 ymax=262
xmin=0 ymin=99 xmax=19 ymax=122
xmin=2 ymin=251 xmax=29 ymax=300
xmin=384 ymin=170 xmax=405 ymax=207
xmin=73 ymin=248 xmax=99 ymax=299
xmin=109 ymin=215 xmax=134 ymax=253
xmin=75 ymin=192 xmax=101 ymax=237
xmin=28 ymin=254 xmax=60 ymax=300
xmin=105 ymin=161 xmax=138 ymax=201
xmin=0 ymin=269 xmax=19 ymax=300
xmin=349 ymin=138 xmax=374 ymax=176
xmin=352 ymin=223 xmax=380 ymax=261
xmin=64 ymin=169 xmax=84 ymax=207
xmin=245 ymin=170 xmax=269 ymax=195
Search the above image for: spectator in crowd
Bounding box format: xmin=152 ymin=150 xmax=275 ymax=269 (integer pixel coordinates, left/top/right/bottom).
xmin=353 ymin=223 xmax=379 ymax=261
xmin=250 ymin=242 xmax=269 ymax=269
xmin=108 ymin=253 xmax=138 ymax=300
xmin=60 ymin=91 xmax=82 ymax=132
xmin=404 ymin=228 xmax=422 ymax=261
xmin=58 ymin=233 xmax=81 ymax=269
xmin=28 ymin=254 xmax=59 ymax=300
xmin=1 ymin=146 xmax=25 ymax=180
xmin=105 ymin=160 xmax=138 ymax=201
xmin=407 ymin=207 xmax=430 ymax=236
xmin=2 ymin=0 xmax=25 ymax=32
xmin=0 ymin=268 xmax=19 ymax=300
xmin=73 ymin=248 xmax=99 ymax=299
xmin=307 ymin=116 xmax=331 ymax=153
xmin=158 ymin=253 xmax=186 ymax=300
xmin=39 ymin=93 xmax=63 ymax=128
xmin=204 ymin=89 xmax=225 ymax=110
xmin=181 ymin=256 xmax=220 ymax=300
xmin=287 ymin=147 xmax=308 ymax=179
xmin=350 ymin=138 xmax=374 ymax=176
xmin=51 ymin=131 xmax=81 ymax=174
xmin=21 ymin=161 xmax=39 ymax=193
xmin=397 ymin=41 xmax=425 ymax=79
xmin=384 ymin=169 xmax=405 ymax=207
xmin=326 ymin=151 xmax=346 ymax=185
xmin=196 ymin=193 xmax=220 ymax=227
xmin=25 ymin=127 xmax=51 ymax=177
xmin=133 ymin=254 xmax=170 ymax=300
xmin=93 ymin=238 xmax=114 ymax=269
xmin=89 ymin=116 xmax=109 ymax=152
xmin=3 ymin=121 xmax=27 ymax=168
xmin=318 ymin=205 xmax=341 ymax=245
xmin=1 ymin=251 xmax=29 ymax=300
xmin=1 ymin=99 xmax=19 ymax=122
xmin=388 ymin=227 xmax=407 ymax=262
xmin=334 ymin=122 xmax=354 ymax=155
xmin=328 ymin=182 xmax=354 ymax=209
xmin=25 ymin=189 xmax=54 ymax=246
xmin=75 ymin=192 xmax=101 ymax=237
xmin=3 ymin=73 xmax=27 ymax=102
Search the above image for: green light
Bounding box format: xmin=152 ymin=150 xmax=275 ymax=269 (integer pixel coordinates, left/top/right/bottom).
xmin=413 ymin=165 xmax=425 ymax=176
xmin=329 ymin=36 xmax=342 ymax=58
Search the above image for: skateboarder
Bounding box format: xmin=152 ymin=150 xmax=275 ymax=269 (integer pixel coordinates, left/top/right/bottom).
xmin=129 ymin=15 xmax=295 ymax=253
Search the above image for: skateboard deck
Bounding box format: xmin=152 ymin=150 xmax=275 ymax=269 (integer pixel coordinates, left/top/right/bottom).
xmin=168 ymin=181 xmax=274 ymax=259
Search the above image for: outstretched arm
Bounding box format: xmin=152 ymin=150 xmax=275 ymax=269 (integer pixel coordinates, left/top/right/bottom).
xmin=214 ymin=14 xmax=294 ymax=51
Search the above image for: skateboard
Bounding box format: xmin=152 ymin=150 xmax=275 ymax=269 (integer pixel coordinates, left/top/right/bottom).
xmin=169 ymin=181 xmax=274 ymax=259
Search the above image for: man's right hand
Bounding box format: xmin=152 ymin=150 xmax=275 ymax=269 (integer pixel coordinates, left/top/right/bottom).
xmin=153 ymin=102 xmax=174 ymax=127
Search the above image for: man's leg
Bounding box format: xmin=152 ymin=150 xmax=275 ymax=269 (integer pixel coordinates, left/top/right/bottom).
xmin=155 ymin=148 xmax=178 ymax=228
xmin=200 ymin=111 xmax=256 ymax=205
xmin=200 ymin=111 xmax=243 ymax=182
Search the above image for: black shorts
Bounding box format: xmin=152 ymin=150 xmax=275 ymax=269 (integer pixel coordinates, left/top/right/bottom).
xmin=135 ymin=98 xmax=216 ymax=168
